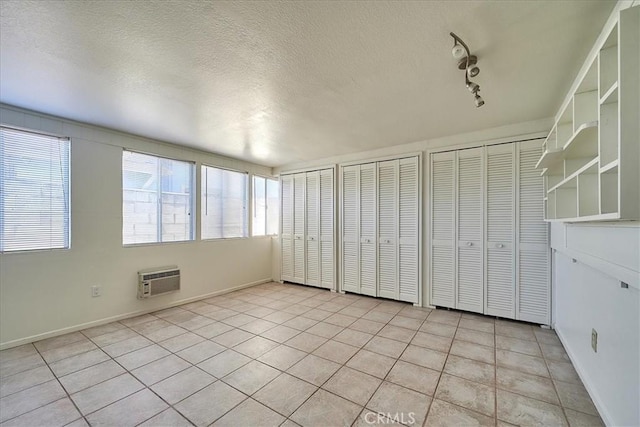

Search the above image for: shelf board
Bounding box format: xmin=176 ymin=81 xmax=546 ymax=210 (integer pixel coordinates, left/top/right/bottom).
xmin=535 ymin=148 xmax=563 ymax=169
xmin=546 ymin=212 xmax=620 ymax=223
xmin=599 ymin=159 xmax=619 ymax=174
xmin=547 ymin=157 xmax=599 ymax=194
xmin=599 ymin=81 xmax=618 ymax=105
xmin=562 ymin=121 xmax=598 ymax=157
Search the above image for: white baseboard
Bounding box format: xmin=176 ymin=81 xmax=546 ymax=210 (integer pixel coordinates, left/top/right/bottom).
xmin=0 ymin=278 xmax=272 ymax=351
xmin=555 ymin=326 xmax=612 ymax=426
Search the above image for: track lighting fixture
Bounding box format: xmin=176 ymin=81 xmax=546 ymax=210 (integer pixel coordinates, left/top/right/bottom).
xmin=450 ymin=32 xmax=485 ymax=107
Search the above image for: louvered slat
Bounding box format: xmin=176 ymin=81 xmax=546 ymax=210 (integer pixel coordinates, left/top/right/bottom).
xmin=519 ymin=251 xmax=549 ymax=323
xmin=378 ymin=160 xmax=397 ymax=299
xmin=432 ymin=247 xmax=454 ymax=306
xmin=399 ymin=157 xmax=419 ymax=303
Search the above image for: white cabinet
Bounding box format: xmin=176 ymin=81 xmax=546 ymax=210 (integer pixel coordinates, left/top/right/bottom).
xmin=281 ymin=168 xmax=335 ymax=289
xmin=430 ymin=142 xmax=549 ymax=324
xmin=340 ymin=156 xmax=421 ymax=304
xmin=537 ymin=6 xmax=639 ymax=222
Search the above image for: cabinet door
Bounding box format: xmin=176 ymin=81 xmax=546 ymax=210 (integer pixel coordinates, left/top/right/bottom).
xmin=485 ymin=144 xmax=516 ymax=318
xmin=359 ymin=163 xmax=377 ymax=296
xmin=398 ymin=156 xmax=420 ymax=304
xmin=319 ymin=169 xmax=334 ymax=289
xmin=293 ymin=173 xmax=306 ymax=284
xmin=281 ymin=175 xmax=294 ymax=282
xmin=431 ymin=152 xmax=456 ymax=308
xmin=305 ymin=171 xmax=320 ymax=287
xmin=342 ymin=165 xmax=359 ymax=293
xmin=517 ymin=141 xmax=550 ymax=324
xmin=457 ymin=148 xmax=484 ymax=313
xmin=378 ymin=160 xmax=398 ymax=300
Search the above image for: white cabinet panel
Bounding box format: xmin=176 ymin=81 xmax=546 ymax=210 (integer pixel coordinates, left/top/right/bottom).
xmin=398 ymin=157 xmax=419 ymax=303
xmin=305 ymin=171 xmax=320 ymax=286
xmin=457 ymin=148 xmax=483 ymax=313
xmin=293 ymin=173 xmax=306 ymax=284
xmin=431 ymin=152 xmax=455 ymax=308
xmin=485 ymin=144 xmax=515 ymax=318
xmin=359 ymin=163 xmax=377 ymax=297
xmin=320 ymin=169 xmax=334 ymax=288
xmin=342 ymin=165 xmax=359 ymax=293
xmin=378 ymin=160 xmax=398 ymax=300
xmin=281 ymin=175 xmax=293 ymax=282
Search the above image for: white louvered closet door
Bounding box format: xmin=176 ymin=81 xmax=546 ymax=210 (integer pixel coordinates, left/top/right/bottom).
xmin=431 ymin=152 xmax=456 ymax=308
xmin=319 ymin=169 xmax=334 ymax=289
xmin=517 ymin=141 xmax=550 ymax=324
xmin=377 ymin=160 xmax=398 ymax=300
xmin=398 ymin=157 xmax=419 ymax=303
xmin=293 ymin=173 xmax=306 ymax=284
xmin=305 ymin=171 xmax=320 ymax=287
xmin=359 ymin=163 xmax=377 ymax=297
xmin=456 ymin=148 xmax=484 ymax=313
xmin=281 ymin=175 xmax=294 ymax=282
xmin=342 ymin=165 xmax=359 ymax=293
xmin=485 ymin=144 xmax=516 ymax=318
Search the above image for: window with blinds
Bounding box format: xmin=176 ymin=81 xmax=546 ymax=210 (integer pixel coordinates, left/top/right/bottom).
xmin=201 ymin=165 xmax=248 ymax=239
xmin=252 ymin=176 xmax=279 ymax=236
xmin=0 ymin=127 xmax=71 ymax=252
xmin=122 ymin=150 xmax=194 ymax=245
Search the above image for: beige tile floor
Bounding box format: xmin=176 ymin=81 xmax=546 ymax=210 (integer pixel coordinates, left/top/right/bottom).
xmin=0 ymin=282 xmax=604 ymax=427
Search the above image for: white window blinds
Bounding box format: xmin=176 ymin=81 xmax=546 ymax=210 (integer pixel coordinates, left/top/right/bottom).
xmin=122 ymin=150 xmax=194 ymax=245
xmin=0 ymin=127 xmax=71 ymax=252
xmin=252 ymin=176 xmax=279 ymax=236
xmin=202 ymin=165 xmax=248 ymax=239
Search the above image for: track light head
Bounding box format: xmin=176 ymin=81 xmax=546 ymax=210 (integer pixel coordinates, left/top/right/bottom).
xmin=467 ymin=64 xmax=480 ymax=78
xmin=474 ymin=93 xmax=485 ymax=108
xmin=466 ymin=82 xmax=479 ymax=93
xmin=452 ymin=44 xmax=466 ymax=59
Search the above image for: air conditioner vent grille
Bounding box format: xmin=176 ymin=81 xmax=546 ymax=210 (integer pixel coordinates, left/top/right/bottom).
xmin=141 ymin=270 xmax=180 ymax=281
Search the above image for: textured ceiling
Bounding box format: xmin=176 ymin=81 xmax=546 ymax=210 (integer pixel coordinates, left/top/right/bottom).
xmin=0 ymin=1 xmax=615 ymax=167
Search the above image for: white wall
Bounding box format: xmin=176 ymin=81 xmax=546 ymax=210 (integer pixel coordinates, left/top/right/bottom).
xmin=273 ymin=117 xmax=553 ymax=306
xmin=551 ymin=222 xmax=640 ymax=427
xmin=0 ymin=104 xmax=274 ymax=349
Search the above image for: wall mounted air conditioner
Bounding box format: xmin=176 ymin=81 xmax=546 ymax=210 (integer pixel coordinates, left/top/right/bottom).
xmin=138 ymin=266 xmax=180 ymax=298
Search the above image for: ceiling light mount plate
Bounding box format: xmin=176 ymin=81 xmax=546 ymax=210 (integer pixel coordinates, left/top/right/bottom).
xmin=457 ymin=55 xmax=477 ymax=70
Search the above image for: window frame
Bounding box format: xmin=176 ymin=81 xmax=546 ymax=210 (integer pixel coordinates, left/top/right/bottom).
xmin=251 ymin=174 xmax=279 ymax=237
xmin=200 ymin=164 xmax=249 ymax=241
xmin=122 ymin=149 xmax=196 ymax=247
xmin=0 ymin=125 xmax=72 ymax=253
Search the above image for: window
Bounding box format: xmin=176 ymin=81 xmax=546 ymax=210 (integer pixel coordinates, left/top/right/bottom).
xmin=201 ymin=166 xmax=248 ymax=239
xmin=252 ymin=176 xmax=279 ymax=236
xmin=122 ymin=151 xmax=194 ymax=245
xmin=0 ymin=127 xmax=71 ymax=252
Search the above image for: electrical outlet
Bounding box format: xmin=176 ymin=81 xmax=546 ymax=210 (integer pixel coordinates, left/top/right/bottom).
xmin=591 ymin=329 xmax=598 ymax=352
xmin=91 ymin=285 xmax=102 ymax=297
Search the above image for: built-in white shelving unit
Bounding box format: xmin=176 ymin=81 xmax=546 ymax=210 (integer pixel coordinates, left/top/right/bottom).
xmin=537 ymin=5 xmax=639 ymax=222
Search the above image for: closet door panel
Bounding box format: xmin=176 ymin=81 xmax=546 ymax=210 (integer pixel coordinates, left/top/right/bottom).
xmin=305 ymin=171 xmax=320 ymax=286
xmin=431 ymin=152 xmax=456 ymax=308
xmin=457 ymin=148 xmax=484 ymax=313
xmin=342 ymin=165 xmax=359 ymax=293
xmin=281 ymin=175 xmax=294 ymax=282
xmin=293 ymin=173 xmax=306 ymax=284
xmin=485 ymin=144 xmax=515 ymax=318
xmin=359 ymin=163 xmax=377 ymax=296
xmin=378 ymin=160 xmax=398 ymax=300
xmin=518 ymin=141 xmax=550 ymax=324
xmin=398 ymin=157 xmax=419 ymax=303
xmin=319 ymin=169 xmax=334 ymax=289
